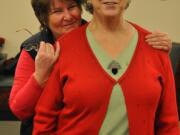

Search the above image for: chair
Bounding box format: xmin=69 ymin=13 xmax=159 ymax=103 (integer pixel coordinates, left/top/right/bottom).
xmin=170 ymin=42 xmax=180 ymax=119
xmin=170 ymin=43 xmax=180 ymax=74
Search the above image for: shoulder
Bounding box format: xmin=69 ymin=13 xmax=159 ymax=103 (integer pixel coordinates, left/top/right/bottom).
xmin=131 ymin=22 xmax=170 ymax=71
xmin=20 ymin=29 xmax=54 ymax=60
xmin=20 ymin=32 xmax=42 ymax=51
xmin=60 ymin=24 xmax=87 ymax=40
xmin=56 ymin=24 xmax=88 ymax=64
xmin=19 ymin=32 xmax=42 ymax=60
xmin=21 ymin=29 xmax=54 ymax=50
xmin=131 ymin=22 xmax=168 ymax=57
xmin=57 ymin=24 xmax=88 ymax=47
xmin=130 ymin=22 xmax=150 ymax=34
xmin=21 ymin=32 xmax=42 ymax=46
xmin=130 ymin=22 xmax=157 ymax=55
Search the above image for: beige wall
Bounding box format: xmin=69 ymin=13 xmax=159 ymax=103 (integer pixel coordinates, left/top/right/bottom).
xmin=0 ymin=0 xmax=180 ymax=58
xmin=0 ymin=0 xmax=39 ymax=58
xmin=83 ymin=0 xmax=180 ymax=42
xmin=125 ymin=0 xmax=180 ymax=43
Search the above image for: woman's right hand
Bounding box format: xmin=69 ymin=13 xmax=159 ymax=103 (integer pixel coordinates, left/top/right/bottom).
xmin=34 ymin=41 xmax=60 ymax=87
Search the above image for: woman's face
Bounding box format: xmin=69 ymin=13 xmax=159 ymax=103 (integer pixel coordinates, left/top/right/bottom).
xmin=48 ymin=0 xmax=82 ymax=39
xmin=91 ymin=0 xmax=128 ymax=17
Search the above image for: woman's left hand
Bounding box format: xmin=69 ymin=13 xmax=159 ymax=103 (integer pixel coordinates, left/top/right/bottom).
xmin=145 ymin=30 xmax=172 ymax=53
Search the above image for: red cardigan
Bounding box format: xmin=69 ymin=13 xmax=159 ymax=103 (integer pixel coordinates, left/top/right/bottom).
xmin=33 ymin=24 xmax=179 ymax=135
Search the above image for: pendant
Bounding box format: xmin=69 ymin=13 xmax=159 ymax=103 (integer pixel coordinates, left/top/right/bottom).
xmin=107 ymin=60 xmax=121 ymax=75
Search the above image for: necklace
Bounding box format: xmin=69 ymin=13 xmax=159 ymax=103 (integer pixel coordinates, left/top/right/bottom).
xmin=107 ymin=60 xmax=121 ymax=75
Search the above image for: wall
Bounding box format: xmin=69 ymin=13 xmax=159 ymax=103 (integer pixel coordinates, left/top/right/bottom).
xmin=82 ymin=0 xmax=180 ymax=42
xmin=125 ymin=0 xmax=180 ymax=43
xmin=0 ymin=0 xmax=39 ymax=58
xmin=0 ymin=0 xmax=180 ymax=58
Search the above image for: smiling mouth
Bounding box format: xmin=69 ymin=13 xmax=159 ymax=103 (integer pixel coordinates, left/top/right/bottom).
xmin=63 ymin=22 xmax=75 ymax=27
xmin=103 ymin=1 xmax=118 ymax=5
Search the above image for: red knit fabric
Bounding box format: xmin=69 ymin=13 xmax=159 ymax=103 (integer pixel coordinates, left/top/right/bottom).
xmin=9 ymin=50 xmax=43 ymax=120
xmin=33 ymin=24 xmax=180 ymax=135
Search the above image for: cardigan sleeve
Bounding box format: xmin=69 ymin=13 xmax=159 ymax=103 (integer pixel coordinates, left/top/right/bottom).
xmin=156 ymin=52 xmax=180 ymax=135
xmin=33 ymin=61 xmax=63 ymax=135
xmin=9 ymin=50 xmax=43 ymax=120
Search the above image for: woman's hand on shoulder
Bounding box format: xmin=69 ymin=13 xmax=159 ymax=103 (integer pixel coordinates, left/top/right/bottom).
xmin=34 ymin=41 xmax=60 ymax=87
xmin=145 ymin=30 xmax=172 ymax=53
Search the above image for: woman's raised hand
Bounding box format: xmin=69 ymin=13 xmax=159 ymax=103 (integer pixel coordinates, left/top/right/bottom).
xmin=34 ymin=41 xmax=60 ymax=87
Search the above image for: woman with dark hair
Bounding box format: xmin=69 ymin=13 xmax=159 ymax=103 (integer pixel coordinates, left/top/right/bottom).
xmin=9 ymin=0 xmax=84 ymax=134
xmin=33 ymin=0 xmax=179 ymax=134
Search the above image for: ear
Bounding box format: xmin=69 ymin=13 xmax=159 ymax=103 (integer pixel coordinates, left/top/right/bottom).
xmin=125 ymin=0 xmax=131 ymax=9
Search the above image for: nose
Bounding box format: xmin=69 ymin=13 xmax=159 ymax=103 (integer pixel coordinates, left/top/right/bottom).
xmin=63 ymin=9 xmax=72 ymax=20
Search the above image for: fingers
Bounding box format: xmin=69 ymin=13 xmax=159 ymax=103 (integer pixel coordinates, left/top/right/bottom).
xmin=46 ymin=43 xmax=54 ymax=54
xmin=38 ymin=41 xmax=46 ymax=53
xmin=151 ymin=45 xmax=169 ymax=51
xmin=36 ymin=41 xmax=60 ymax=62
xmin=148 ymin=40 xmax=171 ymax=51
xmin=146 ymin=32 xmax=170 ymax=42
xmin=38 ymin=41 xmax=54 ymax=55
xmin=36 ymin=41 xmax=46 ymax=60
xmin=145 ymin=30 xmax=167 ymax=39
xmin=145 ymin=31 xmax=172 ymax=52
xmin=146 ymin=35 xmax=171 ymax=44
xmin=54 ymin=42 xmax=60 ymax=61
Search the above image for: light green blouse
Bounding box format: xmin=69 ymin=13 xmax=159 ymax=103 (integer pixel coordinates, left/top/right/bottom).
xmin=86 ymin=27 xmax=138 ymax=135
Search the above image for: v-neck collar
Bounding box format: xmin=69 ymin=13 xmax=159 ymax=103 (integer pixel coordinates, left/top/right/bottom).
xmin=86 ymin=26 xmax=138 ymax=81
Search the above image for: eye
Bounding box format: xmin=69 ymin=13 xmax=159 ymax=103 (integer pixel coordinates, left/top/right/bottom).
xmin=68 ymin=4 xmax=78 ymax=10
xmin=50 ymin=8 xmax=63 ymax=15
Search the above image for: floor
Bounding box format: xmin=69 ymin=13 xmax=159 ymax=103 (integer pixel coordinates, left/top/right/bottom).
xmin=0 ymin=121 xmax=179 ymax=135
xmin=0 ymin=121 xmax=20 ymax=135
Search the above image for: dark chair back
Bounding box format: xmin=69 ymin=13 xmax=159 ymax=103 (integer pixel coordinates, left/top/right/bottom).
xmin=170 ymin=43 xmax=180 ymax=74
xmin=170 ymin=42 xmax=180 ymax=119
